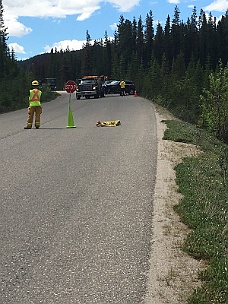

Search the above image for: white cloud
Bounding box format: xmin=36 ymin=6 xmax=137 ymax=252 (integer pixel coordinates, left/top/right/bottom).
xmin=76 ymin=6 xmax=100 ymax=21
xmin=108 ymin=0 xmax=140 ymax=12
xmin=4 ymin=15 xmax=32 ymax=37
xmin=167 ymin=0 xmax=180 ymax=4
xmin=204 ymin=0 xmax=228 ymax=12
xmin=44 ymin=39 xmax=86 ymax=52
xmin=44 ymin=36 xmax=114 ymax=53
xmin=3 ymin=0 xmax=140 ymax=37
xmin=110 ymin=22 xmax=118 ymax=31
xmin=8 ymin=43 xmax=26 ymax=54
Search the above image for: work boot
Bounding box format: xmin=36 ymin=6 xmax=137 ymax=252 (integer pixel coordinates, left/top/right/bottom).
xmin=24 ymin=126 xmax=31 ymax=129
xmin=35 ymin=126 xmax=40 ymax=129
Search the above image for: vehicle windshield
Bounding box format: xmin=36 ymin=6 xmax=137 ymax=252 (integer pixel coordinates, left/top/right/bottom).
xmin=47 ymin=79 xmax=56 ymax=84
xmin=81 ymin=79 xmax=96 ymax=84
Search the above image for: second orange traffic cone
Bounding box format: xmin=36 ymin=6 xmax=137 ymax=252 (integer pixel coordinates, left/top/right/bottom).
xmin=134 ymin=90 xmax=138 ymax=97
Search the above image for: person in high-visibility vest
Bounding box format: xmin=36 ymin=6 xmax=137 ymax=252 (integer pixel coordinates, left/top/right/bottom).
xmin=24 ymin=80 xmax=42 ymax=129
xmin=120 ymin=79 xmax=126 ymax=96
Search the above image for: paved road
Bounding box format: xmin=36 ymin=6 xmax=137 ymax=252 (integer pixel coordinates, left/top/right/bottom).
xmin=0 ymin=92 xmax=157 ymax=304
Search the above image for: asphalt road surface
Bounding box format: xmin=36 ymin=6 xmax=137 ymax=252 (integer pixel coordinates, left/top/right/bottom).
xmin=0 ymin=92 xmax=158 ymax=304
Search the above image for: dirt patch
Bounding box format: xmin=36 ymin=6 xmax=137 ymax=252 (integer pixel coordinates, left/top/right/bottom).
xmin=144 ymin=105 xmax=205 ymax=304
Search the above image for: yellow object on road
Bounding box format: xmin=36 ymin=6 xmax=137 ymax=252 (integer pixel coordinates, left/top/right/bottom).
xmin=96 ymin=120 xmax=121 ymax=127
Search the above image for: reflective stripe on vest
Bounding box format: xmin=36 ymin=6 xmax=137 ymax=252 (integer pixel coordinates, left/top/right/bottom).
xmin=29 ymin=89 xmax=41 ymax=106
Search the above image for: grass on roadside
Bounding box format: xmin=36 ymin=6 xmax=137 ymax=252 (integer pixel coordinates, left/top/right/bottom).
xmin=163 ymin=120 xmax=228 ymax=304
xmin=41 ymin=87 xmax=60 ymax=104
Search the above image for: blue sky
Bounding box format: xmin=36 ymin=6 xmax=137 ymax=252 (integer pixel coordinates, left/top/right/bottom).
xmin=3 ymin=0 xmax=228 ymax=61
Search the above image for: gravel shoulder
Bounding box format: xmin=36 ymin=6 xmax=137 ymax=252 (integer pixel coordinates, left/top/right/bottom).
xmin=144 ymin=105 xmax=206 ymax=304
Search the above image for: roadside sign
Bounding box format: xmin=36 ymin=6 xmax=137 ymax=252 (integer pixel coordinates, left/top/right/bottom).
xmin=65 ymin=80 xmax=77 ymax=93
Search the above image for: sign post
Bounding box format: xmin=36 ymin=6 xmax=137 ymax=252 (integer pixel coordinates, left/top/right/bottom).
xmin=64 ymin=80 xmax=77 ymax=128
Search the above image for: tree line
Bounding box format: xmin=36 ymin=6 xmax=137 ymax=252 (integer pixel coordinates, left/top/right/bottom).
xmin=0 ymin=0 xmax=58 ymax=114
xmin=0 ymin=0 xmax=32 ymax=112
xmin=0 ymin=2 xmax=228 ymax=143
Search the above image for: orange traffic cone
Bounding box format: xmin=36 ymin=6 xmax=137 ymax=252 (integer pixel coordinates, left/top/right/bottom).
xmin=134 ymin=90 xmax=138 ymax=97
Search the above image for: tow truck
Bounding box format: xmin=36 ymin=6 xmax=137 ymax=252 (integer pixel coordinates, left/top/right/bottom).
xmin=76 ymin=75 xmax=107 ymax=100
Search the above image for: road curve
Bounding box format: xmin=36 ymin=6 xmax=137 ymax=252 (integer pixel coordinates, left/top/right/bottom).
xmin=0 ymin=92 xmax=158 ymax=303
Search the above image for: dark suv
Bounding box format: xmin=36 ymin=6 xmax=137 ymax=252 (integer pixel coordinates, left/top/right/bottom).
xmin=103 ymin=80 xmax=136 ymax=95
xmin=125 ymin=80 xmax=135 ymax=95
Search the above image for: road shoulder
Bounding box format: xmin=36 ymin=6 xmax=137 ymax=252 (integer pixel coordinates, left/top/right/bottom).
xmin=144 ymin=105 xmax=205 ymax=304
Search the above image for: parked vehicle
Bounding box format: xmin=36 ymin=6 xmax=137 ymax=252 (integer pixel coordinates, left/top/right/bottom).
xmin=76 ymin=75 xmax=106 ymax=99
xmin=104 ymin=80 xmax=120 ymax=94
xmin=125 ymin=80 xmax=136 ymax=95
xmin=103 ymin=80 xmax=136 ymax=95
xmin=102 ymin=80 xmax=114 ymax=94
xmin=40 ymin=78 xmax=57 ymax=91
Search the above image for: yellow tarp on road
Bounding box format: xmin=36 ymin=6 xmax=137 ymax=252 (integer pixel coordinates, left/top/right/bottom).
xmin=96 ymin=120 xmax=121 ymax=127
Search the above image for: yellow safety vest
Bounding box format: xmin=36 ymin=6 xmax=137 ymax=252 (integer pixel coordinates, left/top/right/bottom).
xmin=29 ymin=89 xmax=42 ymax=106
xmin=120 ymin=81 xmax=125 ymax=88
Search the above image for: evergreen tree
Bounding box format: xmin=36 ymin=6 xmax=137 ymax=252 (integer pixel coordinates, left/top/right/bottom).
xmin=190 ymin=6 xmax=199 ymax=63
xmin=153 ymin=22 xmax=164 ymax=65
xmin=132 ymin=17 xmax=137 ymax=54
xmin=199 ymin=9 xmax=208 ymax=66
xmin=104 ymin=31 xmax=112 ymax=77
xmin=81 ymin=30 xmax=93 ymax=75
xmin=217 ymin=10 xmax=228 ymax=65
xmin=157 ymin=53 xmax=171 ymax=106
xmin=164 ymin=14 xmax=172 ymax=65
xmin=136 ymin=16 xmax=144 ymax=62
xmin=200 ymin=62 xmax=228 ymax=141
xmin=171 ymin=5 xmax=181 ymax=59
xmin=144 ymin=10 xmax=154 ymax=66
xmin=116 ymin=15 xmax=134 ymax=71
xmin=111 ymin=53 xmax=121 ymax=79
xmin=127 ymin=52 xmax=140 ymax=81
xmin=207 ymin=12 xmax=218 ymax=68
xmin=0 ymin=0 xmax=8 ymax=79
xmin=171 ymin=52 xmax=186 ymax=80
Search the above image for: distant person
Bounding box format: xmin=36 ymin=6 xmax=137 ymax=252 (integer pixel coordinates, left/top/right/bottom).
xmin=24 ymin=80 xmax=42 ymax=129
xmin=120 ymin=79 xmax=126 ymax=96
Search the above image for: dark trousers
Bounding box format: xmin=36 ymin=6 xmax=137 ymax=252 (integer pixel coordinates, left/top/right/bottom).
xmin=120 ymin=88 xmax=125 ymax=96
